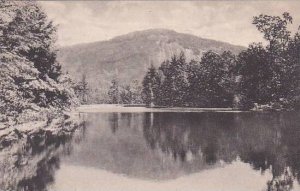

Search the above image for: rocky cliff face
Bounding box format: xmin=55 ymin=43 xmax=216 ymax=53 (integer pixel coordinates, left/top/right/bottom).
xmin=58 ymin=29 xmax=244 ymax=89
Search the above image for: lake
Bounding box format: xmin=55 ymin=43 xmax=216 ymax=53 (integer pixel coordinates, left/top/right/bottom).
xmin=1 ymin=108 xmax=300 ymax=191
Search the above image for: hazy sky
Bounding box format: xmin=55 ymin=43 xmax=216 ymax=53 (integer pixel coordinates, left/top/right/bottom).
xmin=39 ymin=1 xmax=300 ymax=47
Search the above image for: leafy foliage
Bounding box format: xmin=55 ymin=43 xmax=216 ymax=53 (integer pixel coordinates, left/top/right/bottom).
xmin=141 ymin=12 xmax=300 ymax=110
xmin=108 ymin=78 xmax=143 ymax=104
xmin=142 ymin=51 xmax=236 ymax=107
xmin=74 ymin=74 xmax=89 ymax=104
xmin=237 ymin=12 xmax=300 ymax=109
xmin=0 ymin=1 xmax=77 ymax=124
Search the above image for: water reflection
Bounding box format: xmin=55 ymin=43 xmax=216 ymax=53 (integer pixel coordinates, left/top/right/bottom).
xmin=97 ymin=112 xmax=300 ymax=190
xmin=1 ymin=111 xmax=300 ymax=191
xmin=0 ymin=121 xmax=86 ymax=191
xmin=142 ymin=112 xmax=300 ymax=190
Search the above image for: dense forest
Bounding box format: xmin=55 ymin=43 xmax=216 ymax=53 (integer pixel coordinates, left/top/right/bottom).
xmin=140 ymin=13 xmax=300 ymax=110
xmin=0 ymin=1 xmax=78 ymax=126
xmin=115 ymin=12 xmax=299 ymax=110
xmin=1 ymin=0 xmax=299 ymax=130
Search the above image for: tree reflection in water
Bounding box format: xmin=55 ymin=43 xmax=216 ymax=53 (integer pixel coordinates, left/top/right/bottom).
xmin=0 ymin=120 xmax=86 ymax=191
xmin=1 ymin=111 xmax=300 ymax=191
xmin=140 ymin=112 xmax=300 ymax=191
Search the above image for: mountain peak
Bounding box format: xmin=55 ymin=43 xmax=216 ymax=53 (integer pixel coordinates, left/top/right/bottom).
xmin=130 ymin=28 xmax=177 ymax=34
xmin=58 ymin=29 xmax=245 ymax=91
xmin=111 ymin=28 xmax=178 ymax=42
xmin=134 ymin=28 xmax=176 ymax=33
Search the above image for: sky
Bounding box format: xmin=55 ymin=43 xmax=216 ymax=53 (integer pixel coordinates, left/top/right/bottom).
xmin=39 ymin=1 xmax=300 ymax=47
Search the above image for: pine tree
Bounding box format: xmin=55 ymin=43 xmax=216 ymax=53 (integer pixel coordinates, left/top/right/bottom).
xmin=108 ymin=78 xmax=120 ymax=104
xmin=142 ymin=64 xmax=161 ymax=106
xmin=172 ymin=52 xmax=189 ymax=106
xmin=186 ymin=59 xmax=205 ymax=107
xmin=159 ymin=52 xmax=189 ymax=107
xmin=159 ymin=60 xmax=173 ymax=106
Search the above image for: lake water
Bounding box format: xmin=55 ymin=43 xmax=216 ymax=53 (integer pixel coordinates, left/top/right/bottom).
xmin=1 ymin=110 xmax=300 ymax=191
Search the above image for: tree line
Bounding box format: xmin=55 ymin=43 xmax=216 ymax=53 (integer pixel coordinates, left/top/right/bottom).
xmin=107 ymin=78 xmax=143 ymax=105
xmin=142 ymin=12 xmax=300 ymax=110
xmin=54 ymin=11 xmax=299 ymax=111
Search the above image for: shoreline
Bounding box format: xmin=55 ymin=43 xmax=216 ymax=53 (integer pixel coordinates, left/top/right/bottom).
xmin=78 ymin=104 xmax=247 ymax=113
xmin=0 ymin=110 xmax=83 ymax=150
xmin=78 ymin=104 xmax=294 ymax=113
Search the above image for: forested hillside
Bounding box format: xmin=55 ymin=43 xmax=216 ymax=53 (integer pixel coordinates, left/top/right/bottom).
xmin=140 ymin=13 xmax=300 ymax=110
xmin=1 ymin=1 xmax=298 ymax=112
xmin=69 ymin=13 xmax=299 ymax=110
xmin=58 ymin=29 xmax=244 ymax=103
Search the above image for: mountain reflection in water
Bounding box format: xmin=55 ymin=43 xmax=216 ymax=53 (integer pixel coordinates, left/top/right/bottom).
xmin=1 ymin=112 xmax=300 ymax=191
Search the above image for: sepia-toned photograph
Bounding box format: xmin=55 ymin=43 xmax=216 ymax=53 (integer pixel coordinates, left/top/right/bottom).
xmin=1 ymin=0 xmax=300 ymax=191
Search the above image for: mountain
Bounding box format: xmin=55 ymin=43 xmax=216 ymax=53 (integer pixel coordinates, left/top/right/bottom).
xmin=58 ymin=29 xmax=245 ymax=89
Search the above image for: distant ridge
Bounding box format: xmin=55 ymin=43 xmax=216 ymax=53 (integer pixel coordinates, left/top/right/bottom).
xmin=58 ymin=28 xmax=245 ymax=89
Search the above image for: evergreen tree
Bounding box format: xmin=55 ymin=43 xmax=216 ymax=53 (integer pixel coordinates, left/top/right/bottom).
xmin=186 ymin=59 xmax=206 ymax=107
xmin=74 ymin=74 xmax=89 ymax=104
xmin=159 ymin=60 xmax=173 ymax=106
xmin=159 ymin=52 xmax=188 ymax=106
xmin=108 ymin=78 xmax=120 ymax=104
xmin=142 ymin=64 xmax=161 ymax=106
xmin=172 ymin=52 xmax=189 ymax=106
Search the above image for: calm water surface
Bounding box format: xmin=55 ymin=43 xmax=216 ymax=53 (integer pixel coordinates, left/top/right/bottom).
xmin=1 ymin=111 xmax=300 ymax=191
